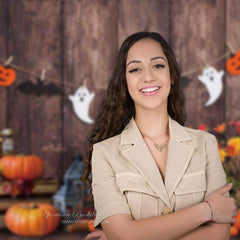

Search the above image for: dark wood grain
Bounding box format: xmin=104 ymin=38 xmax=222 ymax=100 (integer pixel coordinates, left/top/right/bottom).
xmin=171 ymin=0 xmax=226 ymax=128
xmin=118 ymin=0 xmax=170 ymax=46
xmin=0 ymin=228 xmax=89 ymax=240
xmin=0 ymin=0 xmax=8 ymax=130
xmin=63 ymin=0 xmax=118 ymax=172
xmin=7 ymin=0 xmax=62 ymax=178
xmin=0 ymin=0 xmax=239 ymax=180
xmin=225 ymin=0 xmax=240 ymax=121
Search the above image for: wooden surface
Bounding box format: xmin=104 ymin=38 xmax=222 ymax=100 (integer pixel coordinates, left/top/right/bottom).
xmin=6 ymin=0 xmax=63 ymax=178
xmin=226 ymin=0 xmax=240 ymax=121
xmin=0 ymin=0 xmax=239 ymax=178
xmin=0 ymin=0 xmax=7 ymax=130
xmin=0 ymin=228 xmax=89 ymax=240
xmin=63 ymin=0 xmax=118 ymax=170
xmin=171 ymin=0 xmax=226 ymax=128
xmin=118 ymin=0 xmax=170 ymax=45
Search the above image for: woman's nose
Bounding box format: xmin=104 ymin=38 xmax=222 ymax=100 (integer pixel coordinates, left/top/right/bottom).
xmin=143 ymin=68 xmax=155 ymax=82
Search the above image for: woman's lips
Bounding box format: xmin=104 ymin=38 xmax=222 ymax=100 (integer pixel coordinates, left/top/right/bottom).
xmin=140 ymin=86 xmax=160 ymax=96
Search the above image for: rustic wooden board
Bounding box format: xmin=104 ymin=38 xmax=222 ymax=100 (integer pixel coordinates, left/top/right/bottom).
xmin=7 ymin=0 xmax=62 ymax=178
xmin=63 ymin=0 xmax=118 ymax=171
xmin=0 ymin=0 xmax=8 ymax=130
xmin=225 ymin=0 xmax=240 ymax=121
xmin=171 ymin=0 xmax=226 ymax=128
xmin=0 ymin=228 xmax=89 ymax=239
xmin=118 ymin=0 xmax=170 ymax=46
xmin=0 ymin=0 xmax=239 ymax=182
xmin=0 ymin=196 xmax=54 ymax=212
xmin=0 ymin=179 xmax=59 ymax=196
xmin=0 ymin=213 xmax=6 ymax=229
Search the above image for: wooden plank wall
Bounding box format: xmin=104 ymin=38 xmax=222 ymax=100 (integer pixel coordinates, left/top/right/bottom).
xmin=0 ymin=0 xmax=239 ymax=179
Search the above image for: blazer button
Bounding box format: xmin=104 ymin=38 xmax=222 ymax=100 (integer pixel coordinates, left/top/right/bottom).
xmin=161 ymin=207 xmax=172 ymax=215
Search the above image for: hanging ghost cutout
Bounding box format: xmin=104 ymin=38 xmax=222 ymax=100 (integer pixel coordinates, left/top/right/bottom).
xmin=69 ymin=85 xmax=95 ymax=124
xmin=198 ymin=66 xmax=224 ymax=106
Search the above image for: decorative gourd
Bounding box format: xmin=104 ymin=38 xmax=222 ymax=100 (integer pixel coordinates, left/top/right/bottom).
xmin=5 ymin=203 xmax=61 ymax=237
xmin=0 ymin=65 xmax=16 ymax=86
xmin=226 ymin=51 xmax=240 ymax=75
xmin=0 ymin=155 xmax=44 ymax=180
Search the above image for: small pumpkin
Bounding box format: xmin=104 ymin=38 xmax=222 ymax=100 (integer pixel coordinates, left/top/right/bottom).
xmin=0 ymin=155 xmax=44 ymax=180
xmin=230 ymin=226 xmax=239 ymax=238
xmin=0 ymin=65 xmax=16 ymax=86
xmin=226 ymin=50 xmax=240 ymax=75
xmin=5 ymin=202 xmax=61 ymax=237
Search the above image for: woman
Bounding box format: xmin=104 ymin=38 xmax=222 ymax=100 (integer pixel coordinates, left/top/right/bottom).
xmin=83 ymin=32 xmax=237 ymax=240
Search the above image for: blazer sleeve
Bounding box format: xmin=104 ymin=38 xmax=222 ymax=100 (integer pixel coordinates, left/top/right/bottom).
xmin=91 ymin=144 xmax=131 ymax=229
xmin=204 ymin=134 xmax=229 ymax=199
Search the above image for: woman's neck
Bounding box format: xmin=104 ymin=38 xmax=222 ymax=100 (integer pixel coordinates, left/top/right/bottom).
xmin=135 ymin=108 xmax=169 ymax=140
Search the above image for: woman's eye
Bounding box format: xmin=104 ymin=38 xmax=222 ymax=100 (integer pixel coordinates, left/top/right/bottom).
xmin=154 ymin=64 xmax=165 ymax=69
xmin=128 ymin=68 xmax=140 ymax=73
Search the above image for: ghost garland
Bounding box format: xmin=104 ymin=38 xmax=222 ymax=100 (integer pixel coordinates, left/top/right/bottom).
xmin=0 ymin=56 xmax=16 ymax=87
xmin=0 ymin=42 xmax=239 ymax=117
xmin=0 ymin=65 xmax=16 ymax=86
xmin=198 ymin=66 xmax=224 ymax=106
xmin=68 ymin=83 xmax=95 ymax=124
xmin=226 ymin=50 xmax=240 ymax=76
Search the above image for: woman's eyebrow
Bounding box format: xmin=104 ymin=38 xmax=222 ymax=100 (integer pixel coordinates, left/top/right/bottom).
xmin=126 ymin=60 xmax=141 ymax=67
xmin=127 ymin=56 xmax=166 ymax=66
xmin=151 ymin=56 xmax=166 ymax=61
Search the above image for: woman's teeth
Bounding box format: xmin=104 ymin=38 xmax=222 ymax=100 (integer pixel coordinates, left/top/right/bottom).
xmin=141 ymin=87 xmax=160 ymax=93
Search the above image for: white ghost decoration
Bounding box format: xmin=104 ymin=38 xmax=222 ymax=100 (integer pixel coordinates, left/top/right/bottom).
xmin=198 ymin=66 xmax=224 ymax=106
xmin=69 ymin=85 xmax=95 ymax=124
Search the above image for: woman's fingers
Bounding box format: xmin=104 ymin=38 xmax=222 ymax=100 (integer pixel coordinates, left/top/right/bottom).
xmin=215 ymin=183 xmax=232 ymax=195
xmin=99 ymin=234 xmax=108 ymax=240
xmin=84 ymin=230 xmax=104 ymax=240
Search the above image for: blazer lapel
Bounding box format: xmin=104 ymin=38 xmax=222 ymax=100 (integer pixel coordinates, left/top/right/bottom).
xmin=165 ymin=117 xmax=195 ymax=199
xmin=120 ymin=116 xmax=195 ymax=209
xmin=120 ymin=118 xmax=171 ymax=208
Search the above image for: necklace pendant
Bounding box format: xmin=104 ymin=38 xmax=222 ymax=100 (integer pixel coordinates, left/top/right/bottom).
xmin=154 ymin=142 xmax=166 ymax=152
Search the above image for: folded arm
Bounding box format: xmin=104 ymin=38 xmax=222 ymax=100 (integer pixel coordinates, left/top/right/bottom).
xmin=177 ymin=222 xmax=230 ymax=240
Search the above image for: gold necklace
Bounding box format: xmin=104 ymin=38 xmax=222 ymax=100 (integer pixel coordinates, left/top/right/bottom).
xmin=144 ymin=135 xmax=169 ymax=152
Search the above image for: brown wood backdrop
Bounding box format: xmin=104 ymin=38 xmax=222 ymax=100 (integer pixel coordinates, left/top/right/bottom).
xmin=0 ymin=0 xmax=239 ymax=179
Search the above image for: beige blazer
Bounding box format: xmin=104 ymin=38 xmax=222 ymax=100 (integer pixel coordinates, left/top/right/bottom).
xmin=92 ymin=116 xmax=227 ymax=228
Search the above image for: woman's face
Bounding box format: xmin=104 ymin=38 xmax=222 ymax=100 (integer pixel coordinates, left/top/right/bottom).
xmin=126 ymin=38 xmax=171 ymax=113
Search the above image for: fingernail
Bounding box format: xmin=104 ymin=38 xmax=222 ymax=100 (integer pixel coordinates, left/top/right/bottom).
xmin=228 ymin=183 xmax=232 ymax=186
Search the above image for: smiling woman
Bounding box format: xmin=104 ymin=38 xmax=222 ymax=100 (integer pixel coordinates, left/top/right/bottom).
xmin=125 ymin=38 xmax=171 ymax=113
xmin=82 ymin=32 xmax=238 ymax=240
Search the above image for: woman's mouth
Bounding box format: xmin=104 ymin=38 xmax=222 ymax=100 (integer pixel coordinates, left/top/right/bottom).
xmin=140 ymin=86 xmax=160 ymax=96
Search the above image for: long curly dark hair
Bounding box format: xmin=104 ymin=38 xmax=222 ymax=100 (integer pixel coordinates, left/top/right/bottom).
xmin=81 ymin=32 xmax=186 ymax=191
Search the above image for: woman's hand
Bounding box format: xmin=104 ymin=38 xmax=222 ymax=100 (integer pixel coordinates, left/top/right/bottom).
xmin=206 ymin=183 xmax=238 ymax=224
xmin=84 ymin=230 xmax=108 ymax=240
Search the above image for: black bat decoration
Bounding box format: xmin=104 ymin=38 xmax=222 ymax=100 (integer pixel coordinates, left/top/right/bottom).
xmin=17 ymin=79 xmax=62 ymax=96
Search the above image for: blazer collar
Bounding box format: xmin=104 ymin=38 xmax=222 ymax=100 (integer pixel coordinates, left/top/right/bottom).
xmin=120 ymin=115 xmax=192 ymax=145
xmin=120 ymin=115 xmax=195 ymax=209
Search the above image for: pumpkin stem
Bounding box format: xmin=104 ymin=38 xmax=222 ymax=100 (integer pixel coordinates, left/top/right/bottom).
xmin=20 ymin=203 xmax=38 ymax=209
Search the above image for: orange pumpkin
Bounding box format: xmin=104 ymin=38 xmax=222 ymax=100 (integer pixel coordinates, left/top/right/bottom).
xmin=5 ymin=202 xmax=61 ymax=237
xmin=0 ymin=65 xmax=16 ymax=86
xmin=234 ymin=210 xmax=240 ymax=231
xmin=0 ymin=155 xmax=44 ymax=180
xmin=88 ymin=219 xmax=96 ymax=232
xmin=230 ymin=226 xmax=239 ymax=238
xmin=226 ymin=50 xmax=240 ymax=75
